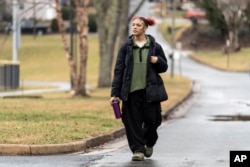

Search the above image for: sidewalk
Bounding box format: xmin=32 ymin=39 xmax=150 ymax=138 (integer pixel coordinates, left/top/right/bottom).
xmin=0 ymin=81 xmax=70 ymax=98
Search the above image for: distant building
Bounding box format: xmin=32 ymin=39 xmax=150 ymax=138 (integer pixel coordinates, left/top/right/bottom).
xmin=19 ymin=0 xmax=56 ymax=20
xmin=1 ymin=0 xmax=57 ymax=21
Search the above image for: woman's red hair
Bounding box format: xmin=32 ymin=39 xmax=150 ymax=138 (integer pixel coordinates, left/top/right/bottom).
xmin=132 ymin=16 xmax=156 ymax=27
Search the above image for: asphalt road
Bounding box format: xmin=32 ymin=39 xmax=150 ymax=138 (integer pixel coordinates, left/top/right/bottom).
xmin=1 ymin=1 xmax=250 ymax=167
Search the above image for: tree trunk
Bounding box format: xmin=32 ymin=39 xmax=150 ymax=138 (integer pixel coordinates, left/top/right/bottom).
xmin=94 ymin=0 xmax=146 ymax=88
xmin=224 ymin=13 xmax=241 ymax=51
xmin=55 ymin=0 xmax=89 ymax=97
xmin=95 ymin=0 xmax=121 ymax=87
xmin=117 ymin=0 xmax=146 ymax=49
xmin=55 ymin=0 xmax=78 ymax=90
xmin=74 ymin=0 xmax=89 ymax=96
xmin=217 ymin=0 xmax=248 ymax=52
xmin=117 ymin=0 xmax=130 ymax=48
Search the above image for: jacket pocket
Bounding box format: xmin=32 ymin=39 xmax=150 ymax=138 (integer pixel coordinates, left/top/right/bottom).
xmin=146 ymin=74 xmax=168 ymax=103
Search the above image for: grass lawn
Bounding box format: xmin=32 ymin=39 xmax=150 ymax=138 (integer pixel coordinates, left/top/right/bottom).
xmin=159 ymin=22 xmax=250 ymax=72
xmin=0 ymin=34 xmax=192 ymax=144
xmin=151 ymin=2 xmax=185 ymax=18
xmin=191 ymin=50 xmax=250 ymax=72
xmin=158 ymin=21 xmax=191 ymax=45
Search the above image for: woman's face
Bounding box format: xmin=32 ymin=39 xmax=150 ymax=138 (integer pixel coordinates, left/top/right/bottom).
xmin=132 ymin=18 xmax=147 ymax=36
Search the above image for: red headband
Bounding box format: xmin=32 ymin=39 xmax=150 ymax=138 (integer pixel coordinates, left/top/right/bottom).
xmin=132 ymin=16 xmax=156 ymax=27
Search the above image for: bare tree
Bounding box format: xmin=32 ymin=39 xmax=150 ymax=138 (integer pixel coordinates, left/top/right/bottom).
xmin=94 ymin=0 xmax=121 ymax=87
xmin=217 ymin=0 xmax=250 ymax=51
xmin=94 ymin=0 xmax=146 ymax=87
xmin=55 ymin=0 xmax=89 ymax=97
xmin=74 ymin=0 xmax=89 ymax=96
xmin=0 ymin=0 xmax=12 ymax=21
xmin=245 ymin=2 xmax=250 ymax=30
xmin=0 ymin=1 xmax=5 ymax=20
xmin=117 ymin=0 xmax=146 ymax=49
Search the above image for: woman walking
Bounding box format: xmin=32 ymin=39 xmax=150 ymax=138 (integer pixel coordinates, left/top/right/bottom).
xmin=110 ymin=16 xmax=168 ymax=161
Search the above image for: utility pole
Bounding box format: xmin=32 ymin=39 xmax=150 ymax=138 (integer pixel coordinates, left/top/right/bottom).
xmin=170 ymin=0 xmax=176 ymax=78
xmin=11 ymin=0 xmax=20 ymax=89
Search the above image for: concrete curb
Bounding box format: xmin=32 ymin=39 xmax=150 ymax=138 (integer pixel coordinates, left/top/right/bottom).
xmin=0 ymin=83 xmax=194 ymax=156
xmin=0 ymin=128 xmax=125 ymax=155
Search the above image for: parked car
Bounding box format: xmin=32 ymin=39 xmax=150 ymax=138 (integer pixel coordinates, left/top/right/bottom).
xmin=20 ymin=20 xmax=49 ymax=35
xmin=184 ymin=8 xmax=206 ymax=20
xmin=5 ymin=20 xmax=50 ymax=35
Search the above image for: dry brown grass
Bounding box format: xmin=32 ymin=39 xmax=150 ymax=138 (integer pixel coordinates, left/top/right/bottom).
xmin=191 ymin=49 xmax=250 ymax=72
xmin=0 ymin=75 xmax=191 ymax=145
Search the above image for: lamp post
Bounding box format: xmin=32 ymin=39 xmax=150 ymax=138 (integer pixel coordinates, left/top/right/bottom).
xmin=11 ymin=0 xmax=20 ymax=89
xmin=176 ymin=41 xmax=182 ymax=76
xmin=226 ymin=39 xmax=230 ymax=68
xmin=12 ymin=0 xmax=18 ymax=62
xmin=70 ymin=5 xmax=75 ymax=89
xmin=170 ymin=0 xmax=176 ymax=78
xmin=70 ymin=6 xmax=74 ymax=62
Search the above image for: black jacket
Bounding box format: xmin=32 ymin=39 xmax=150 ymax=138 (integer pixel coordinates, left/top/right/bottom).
xmin=111 ymin=34 xmax=168 ymax=101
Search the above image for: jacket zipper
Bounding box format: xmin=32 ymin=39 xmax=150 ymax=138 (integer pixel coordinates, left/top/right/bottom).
xmin=139 ymin=48 xmax=142 ymax=62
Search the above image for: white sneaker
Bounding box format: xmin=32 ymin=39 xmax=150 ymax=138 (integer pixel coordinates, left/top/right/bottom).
xmin=132 ymin=152 xmax=144 ymax=161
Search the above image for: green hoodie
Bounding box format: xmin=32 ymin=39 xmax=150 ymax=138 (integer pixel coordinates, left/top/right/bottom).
xmin=130 ymin=37 xmax=150 ymax=93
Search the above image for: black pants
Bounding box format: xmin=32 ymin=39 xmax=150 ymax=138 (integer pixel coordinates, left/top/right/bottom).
xmin=121 ymin=89 xmax=162 ymax=154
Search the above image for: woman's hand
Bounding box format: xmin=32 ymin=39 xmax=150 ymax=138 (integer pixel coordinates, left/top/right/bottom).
xmin=150 ymin=56 xmax=158 ymax=64
xmin=109 ymin=96 xmax=120 ymax=105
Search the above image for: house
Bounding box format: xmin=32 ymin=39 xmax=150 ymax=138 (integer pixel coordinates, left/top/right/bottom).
xmin=1 ymin=0 xmax=57 ymax=21
xmin=19 ymin=0 xmax=56 ymax=20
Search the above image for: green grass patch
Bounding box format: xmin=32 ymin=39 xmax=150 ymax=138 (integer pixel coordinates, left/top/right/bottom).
xmin=158 ymin=22 xmax=191 ymax=44
xmin=0 ymin=76 xmax=191 ymax=144
xmin=191 ymin=49 xmax=250 ymax=72
xmin=0 ymin=89 xmax=123 ymax=144
xmin=0 ymin=34 xmax=99 ymax=84
xmin=151 ymin=2 xmax=185 ymax=18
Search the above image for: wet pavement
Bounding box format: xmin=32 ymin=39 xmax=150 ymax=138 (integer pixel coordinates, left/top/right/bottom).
xmin=84 ymin=1 xmax=250 ymax=167
xmin=1 ymin=0 xmax=250 ymax=167
xmin=85 ymin=53 xmax=250 ymax=167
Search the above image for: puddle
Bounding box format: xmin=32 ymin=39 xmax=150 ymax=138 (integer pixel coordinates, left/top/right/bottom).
xmin=238 ymin=101 xmax=250 ymax=107
xmin=210 ymin=115 xmax=250 ymax=121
